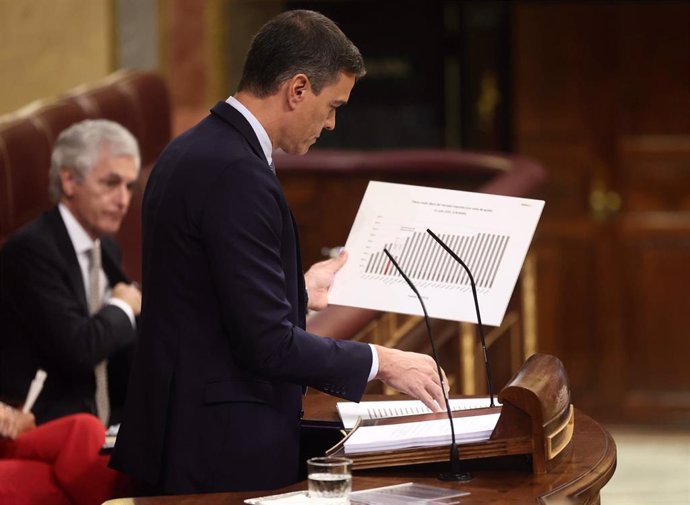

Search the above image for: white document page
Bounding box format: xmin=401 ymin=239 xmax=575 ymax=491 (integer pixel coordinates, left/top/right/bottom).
xmin=337 ymin=397 xmax=497 ymax=429
xmin=244 ymin=483 xmax=469 ymax=504
xmin=22 ymin=369 xmax=47 ymax=413
xmin=329 ymin=181 xmax=544 ymax=326
xmin=351 ymin=482 xmax=469 ymax=504
xmin=343 ymin=413 xmax=501 ymax=454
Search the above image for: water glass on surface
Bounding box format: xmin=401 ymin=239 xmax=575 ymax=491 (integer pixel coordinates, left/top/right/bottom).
xmin=307 ymin=456 xmax=352 ymax=504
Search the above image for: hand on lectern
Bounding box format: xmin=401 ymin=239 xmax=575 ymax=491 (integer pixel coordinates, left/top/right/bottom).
xmin=373 ymin=345 xmax=449 ymax=413
xmin=304 ymin=249 xmax=348 ymax=311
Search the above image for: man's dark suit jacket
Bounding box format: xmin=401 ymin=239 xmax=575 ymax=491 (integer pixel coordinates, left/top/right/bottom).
xmin=110 ymin=102 xmax=373 ymax=494
xmin=0 ymin=207 xmax=137 ymax=425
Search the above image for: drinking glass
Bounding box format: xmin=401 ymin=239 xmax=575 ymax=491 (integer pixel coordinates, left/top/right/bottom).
xmin=306 ymin=456 xmax=352 ymax=504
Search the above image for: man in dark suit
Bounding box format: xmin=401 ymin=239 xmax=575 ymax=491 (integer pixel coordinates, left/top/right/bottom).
xmin=110 ymin=10 xmax=447 ymax=494
xmin=0 ymin=119 xmax=142 ymax=427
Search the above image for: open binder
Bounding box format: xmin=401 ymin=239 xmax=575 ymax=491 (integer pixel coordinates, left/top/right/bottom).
xmin=327 ymin=353 xmax=574 ymax=474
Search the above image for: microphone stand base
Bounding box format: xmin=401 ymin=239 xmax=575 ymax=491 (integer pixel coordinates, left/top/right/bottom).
xmin=438 ymin=471 xmax=472 ymax=482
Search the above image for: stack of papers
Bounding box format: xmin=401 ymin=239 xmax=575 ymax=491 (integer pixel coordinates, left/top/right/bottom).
xmin=337 ymin=397 xmax=498 ymax=429
xmin=102 ymin=423 xmax=120 ymax=450
xmin=244 ymin=483 xmax=469 ymax=504
xmin=351 ymin=482 xmax=469 ymax=504
xmin=343 ymin=413 xmax=500 ymax=454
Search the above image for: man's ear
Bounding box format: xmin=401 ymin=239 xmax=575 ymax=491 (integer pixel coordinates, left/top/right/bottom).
xmin=59 ymin=167 xmax=79 ymax=198
xmin=287 ymin=74 xmax=310 ymax=109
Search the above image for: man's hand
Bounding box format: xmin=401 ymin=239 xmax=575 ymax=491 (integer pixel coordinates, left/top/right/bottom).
xmin=304 ymin=249 xmax=348 ymax=311
xmin=374 ymin=345 xmax=449 ymax=412
xmin=112 ymin=282 xmax=142 ymax=315
xmin=0 ymin=403 xmax=35 ymax=440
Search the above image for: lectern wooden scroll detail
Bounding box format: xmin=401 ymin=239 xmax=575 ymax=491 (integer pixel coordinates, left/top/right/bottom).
xmin=327 ymin=353 xmax=574 ymax=474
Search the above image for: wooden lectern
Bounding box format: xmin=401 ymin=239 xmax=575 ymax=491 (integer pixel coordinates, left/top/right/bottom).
xmin=492 ymin=352 xmax=574 ymax=473
xmin=328 ymin=353 xmax=574 ymax=474
xmin=101 ymin=354 xmax=616 ymax=505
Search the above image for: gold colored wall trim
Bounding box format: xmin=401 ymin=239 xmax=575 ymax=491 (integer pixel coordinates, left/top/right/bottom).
xmin=521 ymin=252 xmax=538 ymax=358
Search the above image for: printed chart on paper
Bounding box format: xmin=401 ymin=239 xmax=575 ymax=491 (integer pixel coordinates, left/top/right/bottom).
xmin=328 ymin=181 xmax=544 ymax=326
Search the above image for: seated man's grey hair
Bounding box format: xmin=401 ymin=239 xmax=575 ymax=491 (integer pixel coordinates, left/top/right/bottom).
xmin=48 ymin=119 xmax=141 ymax=203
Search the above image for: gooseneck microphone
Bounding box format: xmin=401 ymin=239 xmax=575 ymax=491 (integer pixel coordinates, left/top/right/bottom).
xmin=426 ymin=229 xmax=495 ymax=408
xmin=383 ymin=248 xmax=472 ymax=482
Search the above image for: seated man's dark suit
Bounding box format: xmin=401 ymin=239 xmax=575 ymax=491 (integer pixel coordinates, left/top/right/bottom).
xmin=110 ymin=102 xmax=372 ymax=494
xmin=0 ymin=208 xmax=137 ymax=424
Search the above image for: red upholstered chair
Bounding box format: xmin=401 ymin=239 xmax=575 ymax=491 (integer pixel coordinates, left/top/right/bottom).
xmin=26 ymin=99 xmax=90 ymax=145
xmin=0 ymin=117 xmax=53 ymax=247
xmin=65 ymin=69 xmax=172 ymax=167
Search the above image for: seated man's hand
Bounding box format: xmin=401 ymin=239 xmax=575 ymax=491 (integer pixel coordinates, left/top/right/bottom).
xmin=112 ymin=282 xmax=142 ymax=315
xmin=0 ymin=403 xmax=36 ymax=440
xmin=304 ymin=249 xmax=348 ymax=311
xmin=373 ymin=345 xmax=449 ymax=413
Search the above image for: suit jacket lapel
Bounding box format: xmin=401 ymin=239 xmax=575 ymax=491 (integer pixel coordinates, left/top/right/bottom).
xmin=47 ymin=207 xmax=129 ymax=311
xmin=102 ymin=238 xmax=128 ymax=286
xmin=212 ymin=102 xmax=306 ymax=326
xmin=46 ymin=207 xmax=88 ymax=311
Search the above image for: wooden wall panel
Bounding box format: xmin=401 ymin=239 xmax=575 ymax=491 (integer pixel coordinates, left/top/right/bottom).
xmin=515 ymin=1 xmax=690 ymax=423
xmin=618 ymin=219 xmax=690 ymax=422
xmin=619 ymin=136 xmax=690 ymax=212
xmin=531 ymin=221 xmax=602 ymax=411
xmin=616 ymin=4 xmax=690 ymax=134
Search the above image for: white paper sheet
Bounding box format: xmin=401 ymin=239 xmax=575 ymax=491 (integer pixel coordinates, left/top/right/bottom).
xmin=343 ymin=413 xmax=501 ymax=454
xmin=337 ymin=397 xmax=497 ymax=429
xmin=328 ymin=181 xmax=544 ymax=326
xmin=22 ymin=369 xmax=47 ymax=413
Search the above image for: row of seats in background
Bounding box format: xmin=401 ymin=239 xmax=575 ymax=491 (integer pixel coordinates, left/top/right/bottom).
xmin=0 ymin=69 xmax=172 ymax=283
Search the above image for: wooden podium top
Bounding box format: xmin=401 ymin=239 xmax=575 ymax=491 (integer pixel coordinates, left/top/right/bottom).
xmin=105 ymin=392 xmax=617 ymax=505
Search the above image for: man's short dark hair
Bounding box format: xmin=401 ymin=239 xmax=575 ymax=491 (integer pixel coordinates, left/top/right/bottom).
xmin=237 ymin=9 xmax=366 ymax=97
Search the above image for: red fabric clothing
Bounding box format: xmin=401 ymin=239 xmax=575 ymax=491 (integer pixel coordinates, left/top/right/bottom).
xmin=0 ymin=460 xmax=71 ymax=505
xmin=0 ymin=413 xmax=129 ymax=505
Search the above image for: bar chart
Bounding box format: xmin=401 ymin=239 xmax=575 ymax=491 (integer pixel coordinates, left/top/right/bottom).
xmin=329 ymin=181 xmax=544 ymax=325
xmin=364 ymin=230 xmax=509 ymax=290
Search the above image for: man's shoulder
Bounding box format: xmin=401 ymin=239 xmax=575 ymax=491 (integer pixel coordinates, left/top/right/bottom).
xmin=187 ymin=110 xmax=255 ymax=153
xmin=162 ymin=116 xmax=268 ymax=176
xmin=158 ymin=113 xmax=246 ymax=163
xmin=2 ymin=210 xmax=57 ymax=253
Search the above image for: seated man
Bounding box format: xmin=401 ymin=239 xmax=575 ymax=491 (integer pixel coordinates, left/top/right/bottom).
xmin=0 ymin=402 xmax=130 ymax=505
xmin=0 ymin=119 xmax=142 ymax=426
